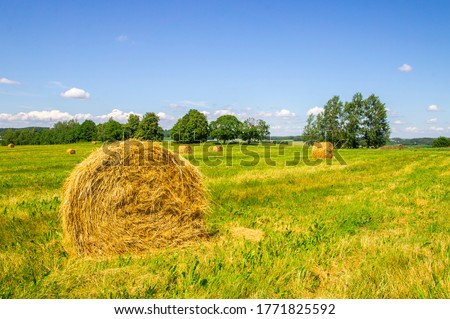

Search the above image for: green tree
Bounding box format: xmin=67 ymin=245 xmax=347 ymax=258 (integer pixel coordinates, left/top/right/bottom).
xmin=97 ymin=118 xmax=123 ymax=141
xmin=322 ymin=96 xmax=344 ymax=146
xmin=241 ymin=118 xmax=270 ymax=143
xmin=209 ymin=115 xmax=242 ymax=144
xmin=302 ymin=114 xmax=318 ymax=144
xmin=52 ymin=120 xmax=80 ymax=144
xmin=361 ymin=94 xmax=390 ymax=148
xmin=170 ymin=109 xmax=209 ymax=143
xmin=432 ymin=136 xmax=450 ymax=147
xmin=124 ymin=114 xmax=140 ymax=139
xmin=135 ymin=112 xmax=164 ymax=141
xmin=342 ymin=92 xmax=364 ymax=148
xmin=79 ymin=120 xmax=97 ymax=141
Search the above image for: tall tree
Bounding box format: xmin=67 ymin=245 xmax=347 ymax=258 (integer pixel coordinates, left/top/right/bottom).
xmin=209 ymin=115 xmax=242 ymax=144
xmin=342 ymin=92 xmax=364 ymax=148
xmin=322 ymin=96 xmax=344 ymax=146
xmin=302 ymin=92 xmax=390 ymax=148
xmin=98 ymin=118 xmax=123 ymax=141
xmin=170 ymin=109 xmax=209 ymax=142
xmin=241 ymin=118 xmax=270 ymax=143
xmin=79 ymin=119 xmax=97 ymax=141
xmin=135 ymin=112 xmax=164 ymax=141
xmin=361 ymin=94 xmax=390 ymax=148
xmin=124 ymin=114 xmax=140 ymax=139
xmin=302 ymin=114 xmax=318 ymax=144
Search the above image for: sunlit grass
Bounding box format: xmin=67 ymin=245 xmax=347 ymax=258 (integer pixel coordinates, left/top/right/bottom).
xmin=0 ymin=143 xmax=449 ymax=298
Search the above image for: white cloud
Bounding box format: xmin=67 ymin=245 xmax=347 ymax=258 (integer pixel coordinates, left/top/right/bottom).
xmin=0 ymin=109 xmax=178 ymax=127
xmin=256 ymin=111 xmax=273 ymax=117
xmin=386 ymin=108 xmax=399 ymax=116
xmin=200 ymin=111 xmax=210 ymax=117
xmin=181 ymin=100 xmax=208 ymax=108
xmin=116 ymin=34 xmax=128 ymax=42
xmin=169 ymin=103 xmax=186 ymax=109
xmin=214 ymin=109 xmax=235 ymax=116
xmin=307 ymin=106 xmax=324 ymax=116
xmin=0 ymin=77 xmax=20 ymax=85
xmin=427 ymin=118 xmax=437 ymax=124
xmin=254 ymin=109 xmax=295 ymax=118
xmin=96 ymin=109 xmax=141 ymax=122
xmin=427 ymin=104 xmax=439 ymax=112
xmin=394 ymin=120 xmax=404 ymax=125
xmin=156 ymin=112 xmax=175 ymax=120
xmin=405 ymin=127 xmax=418 ymax=132
xmin=398 ymin=64 xmax=412 ymax=72
xmin=275 ymin=109 xmax=295 ymax=117
xmin=74 ymin=113 xmax=93 ymax=121
xmin=60 ymin=87 xmax=91 ymax=99
xmin=0 ymin=110 xmax=76 ymax=123
xmin=430 ymin=126 xmax=444 ymax=131
xmin=47 ymin=81 xmax=66 ymax=89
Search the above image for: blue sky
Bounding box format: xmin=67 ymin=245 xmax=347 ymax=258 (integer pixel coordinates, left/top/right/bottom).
xmin=1 ymin=0 xmax=449 ymax=137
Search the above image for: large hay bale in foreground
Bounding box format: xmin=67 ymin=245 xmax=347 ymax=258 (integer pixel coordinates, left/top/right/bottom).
xmin=60 ymin=139 xmax=209 ymax=257
xmin=178 ymin=145 xmax=193 ymax=154
xmin=212 ymin=145 xmax=223 ymax=152
xmin=66 ymin=149 xmax=76 ymax=155
xmin=7 ymin=143 xmax=15 ymax=148
xmin=312 ymin=142 xmax=334 ymax=159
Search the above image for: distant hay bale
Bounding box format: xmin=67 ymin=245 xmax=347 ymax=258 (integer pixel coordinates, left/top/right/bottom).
xmin=60 ymin=139 xmax=209 ymax=257
xmin=178 ymin=145 xmax=193 ymax=154
xmin=7 ymin=143 xmax=15 ymax=148
xmin=91 ymin=141 xmax=97 ymax=145
xmin=312 ymin=142 xmax=333 ymax=159
xmin=212 ymin=145 xmax=223 ymax=152
xmin=66 ymin=149 xmax=76 ymax=155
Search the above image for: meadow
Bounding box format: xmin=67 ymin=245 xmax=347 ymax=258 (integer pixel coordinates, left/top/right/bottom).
xmin=0 ymin=142 xmax=449 ymax=298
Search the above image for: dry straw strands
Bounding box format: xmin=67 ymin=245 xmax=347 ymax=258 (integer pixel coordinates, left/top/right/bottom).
xmin=178 ymin=145 xmax=193 ymax=154
xmin=7 ymin=143 xmax=15 ymax=148
xmin=66 ymin=149 xmax=76 ymax=155
xmin=312 ymin=142 xmax=334 ymax=159
xmin=212 ymin=145 xmax=223 ymax=152
xmin=60 ymin=139 xmax=209 ymax=257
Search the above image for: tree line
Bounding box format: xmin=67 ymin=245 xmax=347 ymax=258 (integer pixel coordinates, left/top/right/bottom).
xmin=302 ymin=93 xmax=390 ymax=148
xmin=0 ymin=110 xmax=270 ymax=146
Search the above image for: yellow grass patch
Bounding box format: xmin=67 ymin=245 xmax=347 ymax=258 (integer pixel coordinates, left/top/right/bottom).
xmin=230 ymin=227 xmax=265 ymax=242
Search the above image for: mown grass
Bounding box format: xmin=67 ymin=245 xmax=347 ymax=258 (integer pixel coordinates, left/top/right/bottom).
xmin=0 ymin=143 xmax=449 ymax=298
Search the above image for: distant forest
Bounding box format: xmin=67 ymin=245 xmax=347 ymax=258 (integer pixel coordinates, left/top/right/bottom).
xmin=0 ymin=125 xmax=438 ymax=147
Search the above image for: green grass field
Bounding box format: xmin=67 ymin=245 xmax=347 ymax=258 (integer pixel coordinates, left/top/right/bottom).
xmin=1 ymin=143 xmax=449 ymax=298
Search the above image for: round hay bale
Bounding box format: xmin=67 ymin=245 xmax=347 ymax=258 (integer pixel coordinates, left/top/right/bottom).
xmin=212 ymin=145 xmax=223 ymax=152
xmin=7 ymin=143 xmax=15 ymax=148
xmin=66 ymin=149 xmax=76 ymax=155
xmin=378 ymin=145 xmax=405 ymax=150
xmin=60 ymin=139 xmax=209 ymax=257
xmin=312 ymin=142 xmax=333 ymax=159
xmin=92 ymin=141 xmax=97 ymax=145
xmin=178 ymin=145 xmax=193 ymax=154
